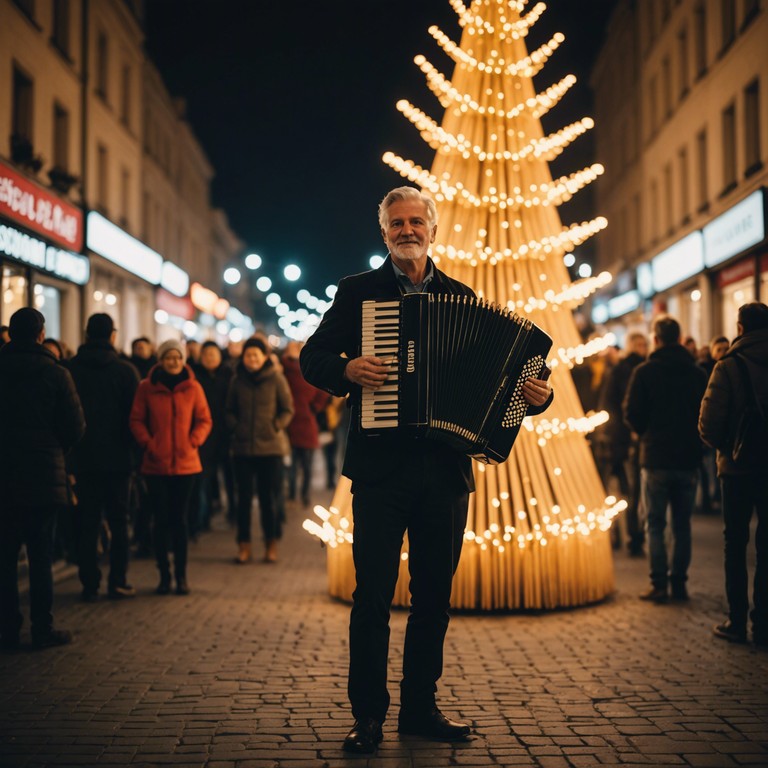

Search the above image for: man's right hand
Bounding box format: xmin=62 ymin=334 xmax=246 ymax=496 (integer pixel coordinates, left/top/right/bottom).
xmin=343 ymin=355 xmax=395 ymax=390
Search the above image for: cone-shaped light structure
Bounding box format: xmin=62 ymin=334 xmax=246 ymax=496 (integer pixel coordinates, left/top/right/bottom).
xmin=304 ymin=0 xmax=623 ymax=610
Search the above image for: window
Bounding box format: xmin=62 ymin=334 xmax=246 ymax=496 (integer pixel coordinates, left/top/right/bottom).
xmin=51 ymin=0 xmax=70 ymax=56
xmin=744 ymin=79 xmax=761 ymax=173
xmin=650 ymin=179 xmax=659 ymax=243
xmin=120 ymin=168 xmax=130 ymax=227
xmin=721 ymin=0 xmax=736 ymax=52
xmin=142 ymin=190 xmax=151 ymax=241
xmin=694 ymin=3 xmax=707 ymax=77
xmin=649 ymin=75 xmax=658 ymax=135
xmin=96 ymin=32 xmax=108 ymax=99
xmin=721 ymin=102 xmax=737 ymax=192
xmin=662 ymin=56 xmax=672 ymax=116
xmin=121 ymin=64 xmax=131 ymax=126
xmin=53 ymin=102 xmax=69 ymax=170
xmin=696 ymin=128 xmax=708 ymax=210
xmin=97 ymin=143 xmax=108 ymax=212
xmin=678 ymin=26 xmax=689 ymax=98
xmin=12 ymin=65 xmax=34 ymax=142
xmin=678 ymin=146 xmax=690 ymax=222
xmin=633 ymin=193 xmax=642 ymax=254
xmin=663 ymin=162 xmax=673 ymax=235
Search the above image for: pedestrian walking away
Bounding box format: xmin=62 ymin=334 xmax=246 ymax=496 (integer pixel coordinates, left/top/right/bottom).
xmin=68 ymin=313 xmax=140 ymax=603
xmin=699 ymin=302 xmax=768 ymax=647
xmin=623 ymin=314 xmax=708 ymax=604
xmin=0 ymin=307 xmax=85 ymax=651
xmin=300 ymin=185 xmax=553 ymax=754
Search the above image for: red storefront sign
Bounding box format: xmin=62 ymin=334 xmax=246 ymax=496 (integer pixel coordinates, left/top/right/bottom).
xmin=156 ymin=288 xmax=195 ymax=320
xmin=717 ymin=257 xmax=755 ymax=288
xmin=0 ymin=159 xmax=83 ymax=251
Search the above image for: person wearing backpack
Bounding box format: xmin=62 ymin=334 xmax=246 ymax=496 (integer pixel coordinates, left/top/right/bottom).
xmin=699 ymin=302 xmax=768 ymax=647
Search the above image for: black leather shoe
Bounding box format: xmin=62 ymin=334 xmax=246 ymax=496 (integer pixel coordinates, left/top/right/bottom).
xmin=342 ymin=717 xmax=383 ymax=753
xmin=398 ymin=706 xmax=471 ymax=741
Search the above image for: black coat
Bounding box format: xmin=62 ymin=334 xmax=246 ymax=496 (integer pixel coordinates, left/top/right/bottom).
xmin=67 ymin=340 xmax=140 ymax=473
xmin=192 ymin=362 xmax=233 ymax=464
xmin=598 ymin=352 xmax=645 ymax=463
xmin=0 ymin=341 xmax=85 ymax=506
xmin=623 ymin=344 xmax=708 ymax=470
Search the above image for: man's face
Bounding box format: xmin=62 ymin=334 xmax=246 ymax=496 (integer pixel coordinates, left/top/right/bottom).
xmin=133 ymin=341 xmax=151 ymax=359
xmin=381 ymin=199 xmax=435 ymax=265
xmin=186 ymin=341 xmax=200 ymax=360
xmin=200 ymin=345 xmax=222 ymax=371
xmin=629 ymin=336 xmax=649 ymax=357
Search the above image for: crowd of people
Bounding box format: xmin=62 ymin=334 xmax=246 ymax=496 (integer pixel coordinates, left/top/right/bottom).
xmin=0 ymin=308 xmax=346 ymax=649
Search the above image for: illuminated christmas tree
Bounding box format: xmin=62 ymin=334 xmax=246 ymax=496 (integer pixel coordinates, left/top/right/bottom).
xmin=305 ymin=0 xmax=623 ymax=609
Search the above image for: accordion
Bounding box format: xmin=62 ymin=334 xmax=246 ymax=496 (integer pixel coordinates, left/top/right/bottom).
xmin=360 ymin=292 xmax=552 ymax=464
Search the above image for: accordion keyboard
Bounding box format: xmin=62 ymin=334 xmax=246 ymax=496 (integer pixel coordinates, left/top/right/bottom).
xmin=360 ymin=300 xmax=400 ymax=429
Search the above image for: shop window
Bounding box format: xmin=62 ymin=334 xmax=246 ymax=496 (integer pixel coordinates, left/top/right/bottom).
xmin=51 ymin=0 xmax=70 ymax=57
xmin=721 ymin=102 xmax=737 ymax=194
xmin=744 ymin=79 xmax=761 ymax=175
xmin=34 ymin=284 xmax=61 ymax=341
xmin=696 ymin=128 xmax=709 ymax=210
xmin=694 ymin=3 xmax=707 ymax=78
xmin=95 ymin=31 xmax=108 ymax=100
xmin=1 ymin=265 xmax=29 ymax=325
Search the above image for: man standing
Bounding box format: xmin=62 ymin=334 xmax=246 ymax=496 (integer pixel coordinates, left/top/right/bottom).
xmin=0 ymin=307 xmax=85 ymax=650
xmin=68 ymin=313 xmax=140 ymax=602
xmin=598 ymin=331 xmax=649 ymax=555
xmin=624 ymin=315 xmax=708 ymax=603
xmin=300 ymin=186 xmax=552 ymax=753
xmin=699 ymin=302 xmax=768 ymax=646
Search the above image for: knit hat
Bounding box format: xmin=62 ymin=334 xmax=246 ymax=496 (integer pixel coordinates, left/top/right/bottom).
xmin=157 ymin=338 xmax=185 ymax=359
xmin=85 ymin=313 xmax=115 ymax=340
xmin=9 ymin=307 xmax=45 ymax=342
xmin=243 ymin=337 xmax=268 ymax=354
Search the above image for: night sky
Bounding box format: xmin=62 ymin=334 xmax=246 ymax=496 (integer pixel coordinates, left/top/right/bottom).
xmin=144 ymin=0 xmax=618 ymax=303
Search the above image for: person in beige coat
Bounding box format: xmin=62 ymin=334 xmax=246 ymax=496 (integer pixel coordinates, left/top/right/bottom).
xmin=225 ymin=337 xmax=293 ymax=563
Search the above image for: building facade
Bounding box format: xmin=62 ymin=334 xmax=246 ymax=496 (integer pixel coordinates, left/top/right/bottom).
xmin=0 ymin=0 xmax=248 ymax=353
xmin=591 ymin=0 xmax=767 ymax=347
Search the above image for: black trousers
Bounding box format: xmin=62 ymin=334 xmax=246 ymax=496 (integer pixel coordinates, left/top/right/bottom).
xmin=288 ymin=446 xmax=313 ymax=503
xmin=721 ymin=474 xmax=768 ymax=636
xmin=75 ymin=471 xmax=131 ymax=593
xmin=0 ymin=504 xmax=59 ymax=641
xmin=233 ymin=455 xmax=284 ymax=543
xmin=349 ymin=464 xmax=468 ymax=723
xmin=145 ymin=475 xmax=197 ymax=581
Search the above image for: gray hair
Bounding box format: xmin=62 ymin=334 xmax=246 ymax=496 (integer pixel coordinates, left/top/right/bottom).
xmin=378 ymin=186 xmax=438 ymax=230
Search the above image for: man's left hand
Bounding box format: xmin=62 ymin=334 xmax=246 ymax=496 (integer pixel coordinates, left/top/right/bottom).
xmin=522 ymin=376 xmax=551 ymax=407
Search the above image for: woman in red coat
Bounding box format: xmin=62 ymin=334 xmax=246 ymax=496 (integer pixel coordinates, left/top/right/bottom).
xmin=129 ymin=339 xmax=212 ymax=595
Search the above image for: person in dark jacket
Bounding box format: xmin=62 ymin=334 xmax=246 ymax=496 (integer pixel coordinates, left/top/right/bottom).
xmin=699 ymin=302 xmax=768 ymax=646
xmin=129 ymin=339 xmax=212 ymax=595
xmin=281 ymin=340 xmax=330 ymax=508
xmin=129 ymin=337 xmax=156 ymax=380
xmin=623 ymin=315 xmax=708 ymax=604
xmin=68 ymin=313 xmax=140 ymax=602
xmin=226 ymin=336 xmax=294 ymax=564
xmin=597 ymin=332 xmax=649 ymax=555
xmin=299 ymin=186 xmax=553 ymax=754
xmin=192 ymin=341 xmax=235 ymax=531
xmin=0 ymin=307 xmax=85 ymax=650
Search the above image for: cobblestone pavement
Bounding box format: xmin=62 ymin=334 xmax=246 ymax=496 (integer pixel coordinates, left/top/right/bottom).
xmin=1 ymin=484 xmax=767 ymax=768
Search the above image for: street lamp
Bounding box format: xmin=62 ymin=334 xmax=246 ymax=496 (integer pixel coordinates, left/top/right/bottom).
xmin=245 ymin=253 xmax=262 ymax=270
xmin=223 ymin=267 xmax=241 ymax=285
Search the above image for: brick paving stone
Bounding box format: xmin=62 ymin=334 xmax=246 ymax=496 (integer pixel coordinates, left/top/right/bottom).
xmin=2 ymin=484 xmax=768 ymax=767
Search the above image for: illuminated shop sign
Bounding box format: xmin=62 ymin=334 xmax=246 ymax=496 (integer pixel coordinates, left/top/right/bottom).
xmin=0 ymin=223 xmax=89 ymax=285
xmin=156 ymin=288 xmax=195 ymax=320
xmin=651 ymin=231 xmax=704 ymax=292
xmin=0 ymin=160 xmax=83 ymax=251
xmin=703 ymin=189 xmax=766 ymax=267
xmin=86 ymin=211 xmax=163 ymax=284
xmin=160 ymin=260 xmax=189 ymax=297
xmin=190 ymin=282 xmax=230 ymax=319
